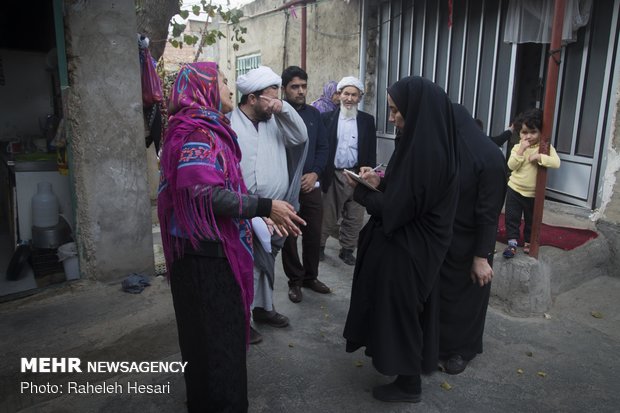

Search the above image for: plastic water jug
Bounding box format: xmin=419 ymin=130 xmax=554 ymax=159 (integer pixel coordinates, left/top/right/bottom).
xmin=32 ymin=182 xmax=59 ymax=228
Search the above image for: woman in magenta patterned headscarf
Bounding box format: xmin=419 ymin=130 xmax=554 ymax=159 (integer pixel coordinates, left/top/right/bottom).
xmin=310 ymin=80 xmax=340 ymax=113
xmin=158 ymin=62 xmax=303 ymax=412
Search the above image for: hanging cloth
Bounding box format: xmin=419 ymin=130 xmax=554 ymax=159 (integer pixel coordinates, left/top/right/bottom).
xmin=503 ymin=0 xmax=592 ymax=45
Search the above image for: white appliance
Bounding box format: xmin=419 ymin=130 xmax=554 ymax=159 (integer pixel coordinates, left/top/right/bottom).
xmin=15 ymin=170 xmax=73 ymax=243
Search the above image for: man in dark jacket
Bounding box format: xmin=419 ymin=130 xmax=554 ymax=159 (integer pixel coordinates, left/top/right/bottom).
xmin=320 ymin=76 xmax=377 ymax=265
xmin=281 ymin=66 xmax=331 ymax=303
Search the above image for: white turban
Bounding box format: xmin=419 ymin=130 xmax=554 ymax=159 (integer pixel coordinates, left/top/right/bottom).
xmin=337 ymin=76 xmax=364 ymax=94
xmin=236 ymin=66 xmax=282 ymax=95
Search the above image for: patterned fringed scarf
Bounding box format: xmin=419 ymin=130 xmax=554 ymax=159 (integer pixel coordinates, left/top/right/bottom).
xmin=157 ymin=62 xmax=254 ymax=339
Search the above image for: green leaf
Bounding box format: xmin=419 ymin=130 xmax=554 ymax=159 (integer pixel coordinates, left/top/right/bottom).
xmin=183 ymin=34 xmax=198 ymax=45
xmin=440 ymin=381 xmax=452 ymax=390
xmin=179 ymin=10 xmax=189 ymax=19
xmin=171 ymin=23 xmax=186 ymax=38
xmin=192 ymin=5 xmax=201 ymax=16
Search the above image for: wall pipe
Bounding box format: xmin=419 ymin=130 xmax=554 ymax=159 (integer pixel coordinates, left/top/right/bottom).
xmin=358 ymin=0 xmax=368 ymax=111
xmin=242 ymin=0 xmax=307 ymax=20
xmin=529 ymin=0 xmax=567 ymax=258
xmin=301 ymin=3 xmax=307 ymax=69
xmin=241 ymin=0 xmax=315 ymax=71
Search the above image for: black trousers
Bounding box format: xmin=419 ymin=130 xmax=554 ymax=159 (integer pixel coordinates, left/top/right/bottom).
xmin=170 ymin=254 xmax=248 ymax=413
xmin=282 ymin=187 xmax=323 ymax=286
xmin=504 ymin=186 xmax=535 ymax=243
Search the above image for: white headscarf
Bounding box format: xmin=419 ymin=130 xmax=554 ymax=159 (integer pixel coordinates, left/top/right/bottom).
xmin=236 ymin=66 xmax=282 ymax=95
xmin=337 ymin=76 xmax=364 ymax=94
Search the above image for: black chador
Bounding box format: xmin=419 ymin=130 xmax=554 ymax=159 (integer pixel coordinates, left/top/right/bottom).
xmin=438 ymin=104 xmax=507 ymax=363
xmin=343 ymin=77 xmax=459 ymax=382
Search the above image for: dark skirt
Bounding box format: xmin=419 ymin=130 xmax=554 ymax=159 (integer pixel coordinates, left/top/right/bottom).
xmin=343 ymin=219 xmax=439 ymax=376
xmin=439 ymin=254 xmax=491 ymax=361
xmin=170 ymin=254 xmax=248 ymax=413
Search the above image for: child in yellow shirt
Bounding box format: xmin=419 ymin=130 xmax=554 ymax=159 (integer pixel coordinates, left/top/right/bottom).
xmin=503 ymin=108 xmax=560 ymax=258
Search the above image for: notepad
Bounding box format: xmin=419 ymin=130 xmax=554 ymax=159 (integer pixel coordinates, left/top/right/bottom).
xmin=343 ymin=169 xmax=380 ymax=192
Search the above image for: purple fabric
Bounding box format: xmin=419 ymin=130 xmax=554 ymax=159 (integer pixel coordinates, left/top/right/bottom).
xmin=311 ymin=80 xmax=338 ymax=113
xmin=157 ymin=62 xmax=254 ymax=340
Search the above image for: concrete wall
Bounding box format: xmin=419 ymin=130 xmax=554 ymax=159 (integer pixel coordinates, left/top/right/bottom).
xmin=596 ymin=85 xmax=620 ymax=275
xmin=64 ymin=0 xmax=154 ymax=281
xmin=216 ymin=0 xmax=361 ymax=103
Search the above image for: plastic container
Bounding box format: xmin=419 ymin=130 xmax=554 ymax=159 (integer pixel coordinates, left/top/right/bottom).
xmin=57 ymin=242 xmax=79 ymax=280
xmin=32 ymin=182 xmax=59 ymax=228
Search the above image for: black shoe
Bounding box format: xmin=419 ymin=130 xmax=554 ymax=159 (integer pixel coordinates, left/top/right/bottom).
xmin=288 ymin=285 xmax=302 ymax=303
xmin=252 ymin=307 xmax=290 ymax=328
xmin=442 ymin=355 xmax=468 ymax=375
xmin=302 ymin=279 xmax=331 ymax=294
xmin=338 ymin=248 xmax=356 ymax=266
xmin=319 ymin=246 xmax=325 ymax=261
xmin=249 ymin=326 xmax=263 ymax=345
xmin=372 ymin=383 xmax=421 ymax=403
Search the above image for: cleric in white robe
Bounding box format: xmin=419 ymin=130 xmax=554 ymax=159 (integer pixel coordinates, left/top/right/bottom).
xmin=229 ymin=65 xmax=308 ymax=340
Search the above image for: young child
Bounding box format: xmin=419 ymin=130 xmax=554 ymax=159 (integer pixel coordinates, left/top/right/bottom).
xmin=503 ymin=108 xmax=560 ymax=258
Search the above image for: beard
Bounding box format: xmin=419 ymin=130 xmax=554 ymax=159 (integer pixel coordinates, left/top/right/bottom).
xmin=288 ymin=95 xmax=306 ymax=108
xmin=254 ymin=104 xmax=273 ymax=122
xmin=340 ymin=102 xmax=358 ymax=119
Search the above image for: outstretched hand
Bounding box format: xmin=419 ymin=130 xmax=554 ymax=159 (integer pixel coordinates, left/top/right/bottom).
xmin=269 ymin=200 xmax=306 ymax=237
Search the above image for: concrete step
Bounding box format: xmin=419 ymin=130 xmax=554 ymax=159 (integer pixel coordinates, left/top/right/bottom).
xmin=491 ymin=200 xmax=611 ymax=316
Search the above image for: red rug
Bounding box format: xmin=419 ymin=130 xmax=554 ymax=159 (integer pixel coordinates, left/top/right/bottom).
xmin=496 ymin=213 xmax=598 ymax=251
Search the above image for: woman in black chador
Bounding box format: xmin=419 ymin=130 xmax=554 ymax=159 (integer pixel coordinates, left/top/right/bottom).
xmin=343 ymin=76 xmax=459 ymax=403
xmin=438 ymin=104 xmax=507 ymax=375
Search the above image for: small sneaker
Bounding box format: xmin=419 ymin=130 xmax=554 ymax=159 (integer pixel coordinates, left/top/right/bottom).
xmin=503 ymin=245 xmax=517 ymax=258
xmin=523 ymin=242 xmax=531 ymax=254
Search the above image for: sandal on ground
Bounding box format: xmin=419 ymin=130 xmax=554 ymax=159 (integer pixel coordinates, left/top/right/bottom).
xmin=503 ymin=245 xmax=517 ymax=258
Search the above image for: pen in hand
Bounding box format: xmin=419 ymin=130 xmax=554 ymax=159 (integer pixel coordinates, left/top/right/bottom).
xmin=372 ymin=163 xmax=384 ymax=171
